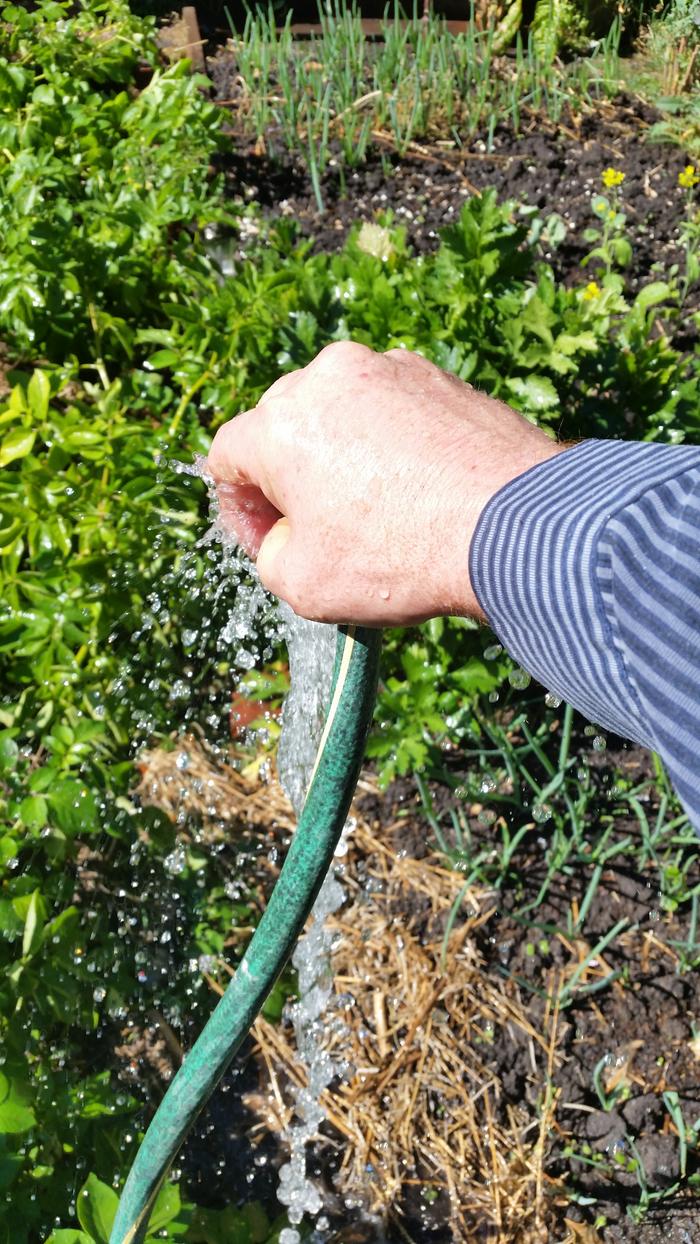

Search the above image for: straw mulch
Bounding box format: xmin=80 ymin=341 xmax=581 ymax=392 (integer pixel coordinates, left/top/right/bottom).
xmin=135 ymin=736 xmax=583 ymax=1244
xmin=136 ymin=733 xmax=295 ymax=839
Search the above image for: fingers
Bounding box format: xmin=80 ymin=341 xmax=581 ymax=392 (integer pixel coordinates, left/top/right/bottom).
xmin=207 ymin=406 xmax=290 ymax=554
xmin=256 ymin=516 xmax=292 ymax=596
xmin=208 ymin=407 xmax=262 ymax=484
xmin=216 ymin=480 xmax=282 ymax=558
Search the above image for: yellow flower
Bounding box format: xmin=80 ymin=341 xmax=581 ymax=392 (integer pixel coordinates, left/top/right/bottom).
xmin=679 ymin=165 xmax=699 ymax=190
xmin=602 ymin=167 xmax=625 ymax=189
xmin=583 ymin=281 xmax=601 ymax=301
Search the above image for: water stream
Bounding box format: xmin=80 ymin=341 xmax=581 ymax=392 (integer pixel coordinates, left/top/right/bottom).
xmin=174 ymin=460 xmax=356 ymax=1239
xmin=275 ymin=606 xmax=350 ymax=1242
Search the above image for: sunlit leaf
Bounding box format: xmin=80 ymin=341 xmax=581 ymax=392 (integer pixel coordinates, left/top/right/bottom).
xmin=76 ymin=1173 xmax=119 ymax=1243
xmin=0 ymin=1071 xmax=36 ymax=1134
xmin=0 ymin=428 xmax=36 ymax=467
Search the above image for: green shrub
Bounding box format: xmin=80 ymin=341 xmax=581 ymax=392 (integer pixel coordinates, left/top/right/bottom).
xmin=0 ymin=0 xmax=228 ymax=366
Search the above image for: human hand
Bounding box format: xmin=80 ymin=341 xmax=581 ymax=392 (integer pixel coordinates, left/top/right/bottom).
xmin=207 ymin=342 xmax=566 ymax=626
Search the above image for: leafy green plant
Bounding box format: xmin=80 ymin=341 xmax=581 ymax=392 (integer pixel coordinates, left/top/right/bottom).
xmin=45 ymin=1173 xmax=189 ymax=1244
xmin=137 ymin=188 xmax=700 ymax=775
xmin=0 ymin=0 xmax=230 ymax=367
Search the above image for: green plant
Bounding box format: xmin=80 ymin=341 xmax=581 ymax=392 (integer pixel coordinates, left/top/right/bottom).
xmin=0 ymin=0 xmax=230 ymax=368
xmin=642 ymin=0 xmax=700 ymax=95
xmin=531 ymin=0 xmax=590 ymax=60
xmin=583 ymin=167 xmax=632 ymax=276
xmin=225 ymin=1 xmax=625 ymax=178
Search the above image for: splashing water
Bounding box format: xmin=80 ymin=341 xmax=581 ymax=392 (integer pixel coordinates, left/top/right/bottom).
xmin=275 ymin=604 xmax=354 ymax=1240
xmin=172 ymin=453 xmax=285 ymax=671
xmin=172 ymin=456 xmax=354 ymax=1239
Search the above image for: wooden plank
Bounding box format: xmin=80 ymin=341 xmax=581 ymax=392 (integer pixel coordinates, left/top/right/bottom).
xmin=156 ymin=5 xmax=206 ymax=73
xmin=182 ymin=6 xmax=206 ymax=72
xmin=282 ymin=18 xmax=472 ymax=36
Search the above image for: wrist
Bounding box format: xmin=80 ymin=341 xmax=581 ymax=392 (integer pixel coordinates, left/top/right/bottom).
xmin=453 ymin=435 xmax=572 ymax=622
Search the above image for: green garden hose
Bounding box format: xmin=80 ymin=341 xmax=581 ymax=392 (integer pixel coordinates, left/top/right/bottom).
xmin=109 ymin=624 xmax=381 ymax=1244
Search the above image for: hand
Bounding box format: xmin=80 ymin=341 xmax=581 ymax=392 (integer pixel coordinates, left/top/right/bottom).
xmin=207 ymin=342 xmax=566 ymax=626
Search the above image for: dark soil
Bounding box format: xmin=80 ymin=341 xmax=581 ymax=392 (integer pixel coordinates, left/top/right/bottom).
xmin=205 ymin=54 xmax=698 ymax=351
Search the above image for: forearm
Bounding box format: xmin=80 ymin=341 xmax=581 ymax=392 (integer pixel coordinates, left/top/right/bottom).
xmin=469 ymin=439 xmax=700 ymax=828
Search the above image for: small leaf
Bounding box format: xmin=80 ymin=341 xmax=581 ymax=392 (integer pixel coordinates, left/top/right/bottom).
xmin=506 ymin=374 xmax=559 ymax=412
xmin=556 ymin=332 xmax=598 ymax=356
xmin=22 ymin=889 xmax=44 ymax=958
xmin=0 ymin=1071 xmax=36 ymax=1134
xmin=0 ymin=1150 xmax=23 ymax=1192
xmin=60 ymin=429 xmax=103 ymax=450
xmin=147 ymin=1182 xmax=181 ymax=1231
xmin=76 ymin=1173 xmax=119 ymax=1244
xmin=49 ymin=779 xmax=98 ymax=835
xmin=19 ymin=794 xmax=48 ymax=831
xmin=27 ymin=369 xmax=50 ymax=421
xmin=145 ymin=349 xmax=180 ymax=369
xmin=0 ymin=428 xmax=36 ymax=467
xmin=45 ymin=1232 xmax=94 ymax=1244
xmin=634 ymin=281 xmax=672 ymax=313
xmin=0 ymin=731 xmax=18 ymax=774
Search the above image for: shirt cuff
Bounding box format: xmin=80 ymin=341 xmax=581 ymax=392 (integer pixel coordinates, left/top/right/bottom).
xmin=468 ymin=438 xmax=700 ymax=747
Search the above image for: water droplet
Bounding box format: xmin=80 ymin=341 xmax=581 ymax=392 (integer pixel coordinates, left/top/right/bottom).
xmin=532 ymin=803 xmax=552 ymax=824
xmin=508 ymin=668 xmax=531 ymax=690
xmin=164 ymin=845 xmax=186 ymax=877
xmin=483 ymin=643 xmax=502 ymax=660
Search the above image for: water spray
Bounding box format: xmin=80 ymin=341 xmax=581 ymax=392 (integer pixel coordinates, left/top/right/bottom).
xmin=109 ymin=623 xmax=381 ymax=1244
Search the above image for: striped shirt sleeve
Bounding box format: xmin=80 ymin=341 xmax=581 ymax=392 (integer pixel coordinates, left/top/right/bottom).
xmin=468 ymin=439 xmax=700 ymax=831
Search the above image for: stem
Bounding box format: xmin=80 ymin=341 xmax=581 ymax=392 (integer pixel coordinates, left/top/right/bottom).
xmin=168 ymin=361 xmax=215 ymax=438
xmin=87 ymin=301 xmax=111 ymax=391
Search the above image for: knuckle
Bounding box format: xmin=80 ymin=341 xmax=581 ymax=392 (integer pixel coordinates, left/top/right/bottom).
xmin=207 ymin=420 xmax=237 ymax=478
xmin=313 ymin=340 xmax=372 ymax=370
xmin=284 ymin=583 xmax=308 ymax=617
xmin=260 ymin=366 xmax=302 ymax=404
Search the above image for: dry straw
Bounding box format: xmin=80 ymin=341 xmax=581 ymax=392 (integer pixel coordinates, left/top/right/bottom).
xmin=136 ymin=736 xmax=575 ymax=1243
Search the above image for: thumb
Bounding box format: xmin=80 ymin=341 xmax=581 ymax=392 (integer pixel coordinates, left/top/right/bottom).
xmin=256 ymin=516 xmax=292 ymax=596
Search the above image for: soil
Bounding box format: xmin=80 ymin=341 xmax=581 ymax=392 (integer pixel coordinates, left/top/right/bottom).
xmin=351 ymin=758 xmax=700 ymax=1243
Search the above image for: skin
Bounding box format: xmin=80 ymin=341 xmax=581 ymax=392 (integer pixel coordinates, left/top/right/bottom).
xmin=207 ymin=341 xmax=569 ymax=627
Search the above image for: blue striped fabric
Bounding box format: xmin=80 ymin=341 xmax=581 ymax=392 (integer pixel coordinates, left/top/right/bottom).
xmin=469 ymin=439 xmax=700 ymax=830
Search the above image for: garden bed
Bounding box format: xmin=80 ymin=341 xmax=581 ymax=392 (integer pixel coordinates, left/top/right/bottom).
xmin=3 ymin=4 xmax=700 ymax=1241
xmin=134 ymin=738 xmax=700 ymax=1244
xmin=210 ymin=84 xmax=697 ymax=351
